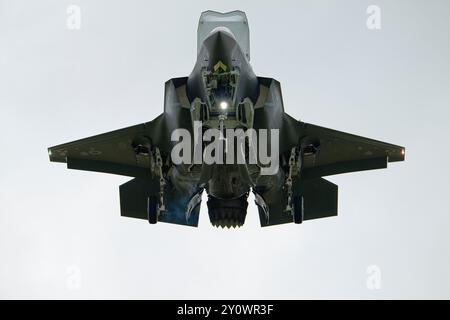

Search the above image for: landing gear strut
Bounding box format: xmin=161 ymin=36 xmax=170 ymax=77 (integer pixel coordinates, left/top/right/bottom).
xmin=293 ymin=195 xmax=304 ymax=224
xmin=147 ymin=196 xmax=158 ymax=224
xmin=147 ymin=147 xmax=166 ymax=224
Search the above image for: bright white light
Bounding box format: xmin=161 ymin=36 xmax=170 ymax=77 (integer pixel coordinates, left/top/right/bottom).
xmin=220 ymin=101 xmax=228 ymax=110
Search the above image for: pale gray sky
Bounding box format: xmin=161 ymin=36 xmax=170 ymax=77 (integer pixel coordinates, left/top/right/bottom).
xmin=0 ymin=0 xmax=449 ymax=299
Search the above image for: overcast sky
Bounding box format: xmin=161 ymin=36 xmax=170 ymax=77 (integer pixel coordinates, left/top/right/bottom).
xmin=0 ymin=0 xmax=449 ymax=299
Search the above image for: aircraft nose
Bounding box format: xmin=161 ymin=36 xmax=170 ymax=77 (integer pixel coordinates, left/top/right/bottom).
xmin=201 ymin=27 xmax=240 ymax=66
xmin=207 ymin=26 xmax=237 ymax=39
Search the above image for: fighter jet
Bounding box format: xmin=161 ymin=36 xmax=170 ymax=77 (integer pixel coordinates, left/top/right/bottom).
xmin=48 ymin=11 xmax=405 ymax=228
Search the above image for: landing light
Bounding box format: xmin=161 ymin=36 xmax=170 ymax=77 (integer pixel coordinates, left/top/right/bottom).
xmin=220 ymin=101 xmax=228 ymax=110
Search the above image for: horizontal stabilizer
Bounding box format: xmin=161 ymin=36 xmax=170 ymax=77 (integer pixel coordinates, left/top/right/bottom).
xmin=119 ymin=178 xmax=159 ymax=219
xmin=294 ymin=178 xmax=338 ymax=220
xmin=256 ymin=177 xmax=338 ymax=226
xmin=119 ymin=178 xmax=203 ymax=227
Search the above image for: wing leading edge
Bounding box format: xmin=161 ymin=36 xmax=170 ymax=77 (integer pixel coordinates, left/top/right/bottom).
xmin=47 ymin=116 xmax=166 ymax=178
xmin=293 ymin=118 xmax=405 ymax=179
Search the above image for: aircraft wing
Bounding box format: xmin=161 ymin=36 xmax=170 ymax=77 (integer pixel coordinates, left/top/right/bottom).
xmin=295 ymin=119 xmax=405 ymax=179
xmin=255 ymin=116 xmax=405 ymax=227
xmin=253 ymin=78 xmax=404 ymax=178
xmin=48 ymin=114 xmax=168 ymax=178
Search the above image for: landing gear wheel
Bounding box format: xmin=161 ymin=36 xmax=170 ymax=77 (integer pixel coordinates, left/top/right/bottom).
xmin=293 ymin=195 xmax=304 ymax=224
xmin=147 ymin=196 xmax=158 ymax=224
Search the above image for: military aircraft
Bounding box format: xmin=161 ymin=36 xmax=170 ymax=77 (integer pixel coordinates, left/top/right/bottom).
xmin=48 ymin=10 xmax=404 ymax=228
